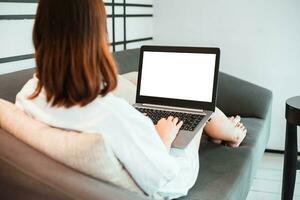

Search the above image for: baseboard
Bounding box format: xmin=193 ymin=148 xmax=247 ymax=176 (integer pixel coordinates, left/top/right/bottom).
xmin=265 ymin=149 xmax=300 ymax=156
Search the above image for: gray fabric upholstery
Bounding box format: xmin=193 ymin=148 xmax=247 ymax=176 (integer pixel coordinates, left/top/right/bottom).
xmin=216 ymin=73 xmax=272 ymax=119
xmin=113 ymin=49 xmax=140 ymax=74
xmin=0 ymin=48 xmax=272 ymax=200
xmin=0 ymin=68 xmax=34 ymax=103
xmin=180 ymin=116 xmax=271 ymax=200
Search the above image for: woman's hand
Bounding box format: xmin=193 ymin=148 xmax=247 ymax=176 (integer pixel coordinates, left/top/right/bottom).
xmin=155 ymin=116 xmax=183 ymax=150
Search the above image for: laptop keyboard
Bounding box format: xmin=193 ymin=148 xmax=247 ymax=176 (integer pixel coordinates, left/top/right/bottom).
xmin=136 ymin=107 xmax=204 ymax=131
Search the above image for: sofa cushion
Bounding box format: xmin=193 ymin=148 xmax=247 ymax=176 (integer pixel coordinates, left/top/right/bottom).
xmin=121 ymin=72 xmax=138 ymax=85
xmin=179 ymin=117 xmax=270 ymax=200
xmin=113 ymin=73 xmax=137 ymax=105
xmin=0 ymin=99 xmax=143 ymax=194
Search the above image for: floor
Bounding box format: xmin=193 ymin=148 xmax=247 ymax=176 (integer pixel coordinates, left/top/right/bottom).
xmin=246 ymin=153 xmax=300 ymax=200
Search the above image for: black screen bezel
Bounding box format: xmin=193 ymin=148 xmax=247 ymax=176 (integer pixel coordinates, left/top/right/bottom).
xmin=136 ymin=45 xmax=220 ymax=111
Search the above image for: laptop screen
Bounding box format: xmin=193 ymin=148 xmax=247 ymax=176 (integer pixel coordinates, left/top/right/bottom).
xmin=139 ymin=51 xmax=217 ymax=103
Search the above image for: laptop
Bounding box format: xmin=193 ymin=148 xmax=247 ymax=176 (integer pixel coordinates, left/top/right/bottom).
xmin=134 ymin=45 xmax=220 ymax=148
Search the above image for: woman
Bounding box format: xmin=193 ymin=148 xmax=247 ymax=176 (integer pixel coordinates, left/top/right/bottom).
xmin=15 ymin=0 xmax=246 ymax=199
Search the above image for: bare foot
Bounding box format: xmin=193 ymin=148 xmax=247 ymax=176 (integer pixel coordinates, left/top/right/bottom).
xmin=231 ymin=115 xmax=240 ymax=125
xmin=204 ymin=108 xmax=248 ymax=147
xmin=208 ymin=115 xmax=241 ymax=145
xmin=225 ymin=121 xmax=247 ymax=147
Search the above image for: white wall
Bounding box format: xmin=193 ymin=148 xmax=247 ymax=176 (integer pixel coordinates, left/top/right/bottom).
xmin=0 ymin=0 xmax=153 ymax=75
xmin=153 ymin=0 xmax=300 ymax=150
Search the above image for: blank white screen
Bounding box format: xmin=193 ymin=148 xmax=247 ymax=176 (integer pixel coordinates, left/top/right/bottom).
xmin=140 ymin=51 xmax=216 ymax=102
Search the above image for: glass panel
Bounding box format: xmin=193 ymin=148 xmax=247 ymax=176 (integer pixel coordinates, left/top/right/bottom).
xmin=107 ymin=18 xmax=113 ymax=43
xmin=105 ymin=5 xmax=112 ymax=15
xmin=0 ymin=3 xmax=37 ymax=15
xmin=126 ymin=0 xmax=152 ymax=5
xmin=115 ymin=44 xmax=124 ymax=52
xmin=115 ymin=18 xmax=124 ymax=42
xmin=126 ymin=7 xmax=153 ymax=15
xmin=115 ymin=6 xmax=124 ymax=15
xmin=126 ymin=18 xmax=153 ymax=40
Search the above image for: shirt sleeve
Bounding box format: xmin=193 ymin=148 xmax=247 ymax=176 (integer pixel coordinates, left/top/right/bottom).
xmin=98 ymin=97 xmax=201 ymax=198
xmin=157 ymin=129 xmax=202 ymax=199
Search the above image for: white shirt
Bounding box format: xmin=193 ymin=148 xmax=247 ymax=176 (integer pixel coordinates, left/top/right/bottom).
xmin=15 ymin=77 xmax=202 ymax=199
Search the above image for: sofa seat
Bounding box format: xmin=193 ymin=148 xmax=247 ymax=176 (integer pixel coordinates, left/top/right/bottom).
xmin=180 ymin=117 xmax=270 ymax=200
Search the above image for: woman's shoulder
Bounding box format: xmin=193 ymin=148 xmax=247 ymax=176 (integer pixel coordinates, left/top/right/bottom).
xmin=98 ymin=93 xmax=151 ymax=124
xmin=15 ymin=75 xmax=42 ymax=107
xmin=18 ymin=75 xmax=38 ymax=95
xmin=98 ymin=93 xmax=138 ymax=115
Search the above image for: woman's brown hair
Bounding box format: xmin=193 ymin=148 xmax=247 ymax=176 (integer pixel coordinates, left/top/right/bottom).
xmin=30 ymin=0 xmax=118 ymax=108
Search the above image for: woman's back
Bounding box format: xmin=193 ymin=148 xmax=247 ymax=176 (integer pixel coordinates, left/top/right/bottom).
xmin=16 ymin=0 xmax=201 ymax=199
xmin=16 ymin=75 xmax=200 ymax=199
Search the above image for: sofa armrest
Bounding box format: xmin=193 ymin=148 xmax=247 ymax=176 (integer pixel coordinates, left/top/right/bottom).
xmin=216 ymin=72 xmax=273 ymax=119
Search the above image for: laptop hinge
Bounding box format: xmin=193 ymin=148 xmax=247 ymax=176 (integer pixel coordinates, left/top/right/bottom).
xmin=139 ymin=103 xmax=204 ymax=113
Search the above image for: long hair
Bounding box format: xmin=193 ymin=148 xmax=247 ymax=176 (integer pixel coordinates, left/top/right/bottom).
xmin=30 ymin=0 xmax=118 ymax=108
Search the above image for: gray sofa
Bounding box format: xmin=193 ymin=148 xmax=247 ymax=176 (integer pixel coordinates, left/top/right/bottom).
xmin=0 ymin=49 xmax=272 ymax=200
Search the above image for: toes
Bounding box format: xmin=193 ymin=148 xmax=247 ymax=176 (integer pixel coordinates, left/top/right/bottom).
xmin=232 ymin=117 xmax=241 ymax=126
xmin=228 ymin=116 xmax=234 ymax=121
xmin=233 ymin=115 xmax=241 ymax=124
xmin=241 ymin=125 xmax=247 ymax=133
xmin=236 ymin=122 xmax=246 ymax=130
xmin=227 ymin=129 xmax=247 ymax=148
xmin=236 ymin=122 xmax=242 ymax=128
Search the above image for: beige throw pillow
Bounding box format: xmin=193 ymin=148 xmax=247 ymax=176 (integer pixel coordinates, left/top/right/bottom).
xmin=121 ymin=71 xmax=138 ymax=85
xmin=113 ymin=72 xmax=138 ymax=105
xmin=0 ymin=99 xmax=143 ymax=194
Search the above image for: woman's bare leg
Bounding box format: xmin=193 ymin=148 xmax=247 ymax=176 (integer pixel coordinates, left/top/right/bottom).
xmin=204 ymin=108 xmax=247 ymax=147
